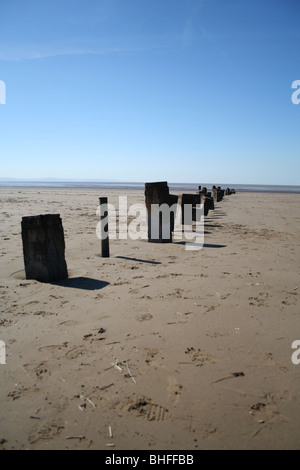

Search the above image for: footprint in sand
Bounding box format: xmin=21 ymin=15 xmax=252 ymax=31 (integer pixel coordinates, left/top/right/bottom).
xmin=7 ymin=385 xmax=41 ymax=401
xmin=124 ymin=396 xmax=168 ymax=422
xmin=23 ymin=362 xmax=51 ymax=379
xmin=167 ymin=376 xmax=182 ymax=406
xmin=142 ymin=348 xmax=165 ymax=369
xmin=0 ymin=319 xmax=12 ymax=327
xmin=185 ymin=347 xmax=215 ymax=365
xmin=249 ymin=292 xmax=270 ymax=307
xmin=65 ymin=345 xmax=87 ymax=360
xmin=135 ymin=313 xmax=153 ymax=322
xmin=28 ymin=421 xmax=65 ymax=445
xmin=144 ymin=347 xmax=159 ymax=359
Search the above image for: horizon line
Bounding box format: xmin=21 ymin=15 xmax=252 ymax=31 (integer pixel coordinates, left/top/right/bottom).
xmin=0 ymin=178 xmax=299 ymax=188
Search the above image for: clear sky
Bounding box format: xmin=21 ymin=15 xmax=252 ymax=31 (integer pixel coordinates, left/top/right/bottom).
xmin=0 ymin=0 xmax=299 ymax=185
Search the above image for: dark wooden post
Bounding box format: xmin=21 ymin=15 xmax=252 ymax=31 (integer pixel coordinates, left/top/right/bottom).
xmin=179 ymin=194 xmax=201 ymax=224
xmin=21 ymin=214 xmax=68 ymax=283
xmin=216 ymin=187 xmax=224 ymax=201
xmin=99 ymin=197 xmax=110 ymax=257
xmin=169 ymin=194 xmax=179 ymax=232
xmin=145 ymin=181 xmax=172 ymax=243
xmin=203 ymin=196 xmax=214 ymax=215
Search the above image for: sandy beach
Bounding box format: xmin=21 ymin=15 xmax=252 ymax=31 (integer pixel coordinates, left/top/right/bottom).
xmin=0 ymin=187 xmax=299 ymax=450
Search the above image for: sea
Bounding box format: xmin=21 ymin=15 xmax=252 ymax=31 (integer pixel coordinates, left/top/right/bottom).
xmin=0 ymin=181 xmax=300 ymax=193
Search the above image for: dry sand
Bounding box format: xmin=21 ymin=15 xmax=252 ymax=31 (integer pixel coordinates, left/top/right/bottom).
xmin=0 ymin=187 xmax=299 ymax=450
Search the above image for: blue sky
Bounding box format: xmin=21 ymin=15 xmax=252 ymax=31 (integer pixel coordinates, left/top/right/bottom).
xmin=0 ymin=0 xmax=299 ymax=185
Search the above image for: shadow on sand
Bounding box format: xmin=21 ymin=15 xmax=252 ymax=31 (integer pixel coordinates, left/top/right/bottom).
xmin=116 ymin=256 xmax=161 ymax=265
xmin=175 ymin=242 xmax=227 ymax=248
xmin=52 ymin=276 xmax=110 ymax=291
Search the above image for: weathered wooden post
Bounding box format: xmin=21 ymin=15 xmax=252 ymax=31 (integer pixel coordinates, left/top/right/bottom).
xmin=99 ymin=197 xmax=110 ymax=257
xmin=179 ymin=194 xmax=201 ymax=224
xmin=205 ymin=196 xmax=214 ymax=215
xmin=145 ymin=181 xmax=172 ymax=243
xmin=212 ymin=186 xmax=217 ymax=202
xmin=169 ymin=194 xmax=179 ymax=232
xmin=197 ymin=187 xmax=214 ymax=214
xmin=21 ymin=214 xmax=68 ymax=283
xmin=216 ymin=187 xmax=224 ymax=201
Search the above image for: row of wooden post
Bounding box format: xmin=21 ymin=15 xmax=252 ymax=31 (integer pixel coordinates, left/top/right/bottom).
xmin=21 ymin=183 xmax=235 ymax=283
xmin=145 ymin=181 xmax=235 ymax=242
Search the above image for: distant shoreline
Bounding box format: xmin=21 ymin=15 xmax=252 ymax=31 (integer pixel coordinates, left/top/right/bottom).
xmin=0 ymin=181 xmax=300 ymax=193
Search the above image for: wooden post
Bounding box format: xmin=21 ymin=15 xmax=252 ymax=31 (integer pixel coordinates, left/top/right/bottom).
xmin=179 ymin=194 xmax=201 ymax=224
xmin=99 ymin=197 xmax=110 ymax=257
xmin=203 ymin=196 xmax=214 ymax=215
xmin=216 ymin=187 xmax=224 ymax=201
xmin=21 ymin=214 xmax=68 ymax=283
xmin=169 ymin=194 xmax=179 ymax=232
xmin=145 ymin=182 xmax=172 ymax=243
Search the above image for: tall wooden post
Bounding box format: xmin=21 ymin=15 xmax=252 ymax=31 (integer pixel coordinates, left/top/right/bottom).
xmin=145 ymin=182 xmax=172 ymax=243
xmin=99 ymin=197 xmax=110 ymax=257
